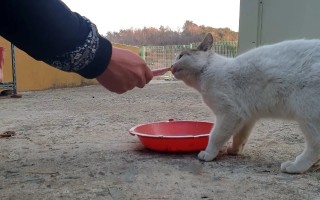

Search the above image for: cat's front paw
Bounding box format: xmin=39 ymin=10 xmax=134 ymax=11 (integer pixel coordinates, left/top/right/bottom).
xmin=198 ymin=151 xmax=216 ymax=161
xmin=281 ymin=160 xmax=307 ymax=174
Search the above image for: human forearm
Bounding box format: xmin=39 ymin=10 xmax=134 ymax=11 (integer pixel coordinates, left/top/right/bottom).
xmin=0 ymin=0 xmax=112 ymax=78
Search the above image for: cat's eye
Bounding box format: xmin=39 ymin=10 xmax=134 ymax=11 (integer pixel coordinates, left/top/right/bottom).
xmin=178 ymin=54 xmax=184 ymax=59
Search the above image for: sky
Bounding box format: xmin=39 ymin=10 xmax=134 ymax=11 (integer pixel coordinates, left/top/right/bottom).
xmin=62 ymin=0 xmax=240 ymax=35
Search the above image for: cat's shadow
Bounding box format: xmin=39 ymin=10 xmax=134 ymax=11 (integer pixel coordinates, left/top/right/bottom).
xmin=132 ymin=144 xmax=292 ymax=175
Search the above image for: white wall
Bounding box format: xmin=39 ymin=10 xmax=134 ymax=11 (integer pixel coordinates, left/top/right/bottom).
xmin=238 ymin=0 xmax=320 ymax=54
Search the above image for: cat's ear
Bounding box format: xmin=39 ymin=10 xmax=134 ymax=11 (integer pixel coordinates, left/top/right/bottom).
xmin=197 ymin=33 xmax=214 ymax=51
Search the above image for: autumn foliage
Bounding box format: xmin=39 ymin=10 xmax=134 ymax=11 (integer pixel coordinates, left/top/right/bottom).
xmin=105 ymin=20 xmax=238 ymax=46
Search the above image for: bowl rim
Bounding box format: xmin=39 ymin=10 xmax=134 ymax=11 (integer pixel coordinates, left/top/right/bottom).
xmin=129 ymin=119 xmax=213 ymax=139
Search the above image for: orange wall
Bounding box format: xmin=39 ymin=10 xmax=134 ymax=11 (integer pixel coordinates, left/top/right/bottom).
xmin=0 ymin=37 xmax=139 ymax=91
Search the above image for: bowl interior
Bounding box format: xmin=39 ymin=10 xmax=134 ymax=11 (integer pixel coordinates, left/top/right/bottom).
xmin=131 ymin=120 xmax=213 ymax=137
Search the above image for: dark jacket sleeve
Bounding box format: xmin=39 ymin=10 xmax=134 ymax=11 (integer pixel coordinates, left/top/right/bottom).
xmin=0 ymin=0 xmax=112 ymax=79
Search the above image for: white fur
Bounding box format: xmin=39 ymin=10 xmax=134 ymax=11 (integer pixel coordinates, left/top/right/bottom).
xmin=171 ymin=33 xmax=320 ymax=174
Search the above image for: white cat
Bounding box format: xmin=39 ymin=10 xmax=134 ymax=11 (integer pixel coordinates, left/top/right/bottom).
xmin=171 ymin=33 xmax=320 ymax=174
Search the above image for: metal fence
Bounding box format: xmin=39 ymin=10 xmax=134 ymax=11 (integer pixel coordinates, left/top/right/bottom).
xmin=140 ymin=41 xmax=238 ymax=70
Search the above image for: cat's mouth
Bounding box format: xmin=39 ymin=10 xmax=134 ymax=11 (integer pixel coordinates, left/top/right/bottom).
xmin=171 ymin=67 xmax=183 ymax=74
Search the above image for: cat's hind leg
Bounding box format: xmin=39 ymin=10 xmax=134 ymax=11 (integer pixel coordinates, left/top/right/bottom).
xmin=227 ymin=121 xmax=255 ymax=155
xmin=198 ymin=113 xmax=244 ymax=161
xmin=281 ymin=120 xmax=320 ymax=174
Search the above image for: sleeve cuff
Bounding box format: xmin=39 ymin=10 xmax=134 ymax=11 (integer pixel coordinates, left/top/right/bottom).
xmin=43 ymin=17 xmax=113 ymax=79
xmin=77 ymin=36 xmax=112 ymax=79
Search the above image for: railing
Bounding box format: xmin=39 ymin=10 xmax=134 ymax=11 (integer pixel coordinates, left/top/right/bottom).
xmin=140 ymin=41 xmax=238 ymax=70
xmin=0 ymin=44 xmax=18 ymax=96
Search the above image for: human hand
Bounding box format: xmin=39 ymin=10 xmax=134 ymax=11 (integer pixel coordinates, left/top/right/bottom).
xmin=96 ymin=46 xmax=153 ymax=94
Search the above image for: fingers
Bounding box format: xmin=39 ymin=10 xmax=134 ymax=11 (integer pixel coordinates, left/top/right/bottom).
xmin=145 ymin=67 xmax=153 ymax=84
xmin=136 ymin=64 xmax=153 ymax=88
xmin=136 ymin=78 xmax=146 ymax=88
xmin=136 ymin=68 xmax=147 ymax=88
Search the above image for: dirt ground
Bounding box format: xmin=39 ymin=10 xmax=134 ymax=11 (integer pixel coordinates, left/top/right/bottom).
xmin=1 ymin=80 xmax=320 ymax=200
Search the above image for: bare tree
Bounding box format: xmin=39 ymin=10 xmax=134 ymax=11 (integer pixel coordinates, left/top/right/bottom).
xmin=105 ymin=20 xmax=238 ymax=46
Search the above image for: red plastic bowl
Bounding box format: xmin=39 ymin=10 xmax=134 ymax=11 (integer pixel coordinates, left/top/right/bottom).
xmin=129 ymin=119 xmax=213 ymax=152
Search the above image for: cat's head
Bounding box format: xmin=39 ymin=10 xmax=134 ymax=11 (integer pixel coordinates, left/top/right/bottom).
xmin=171 ymin=33 xmax=214 ymax=87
